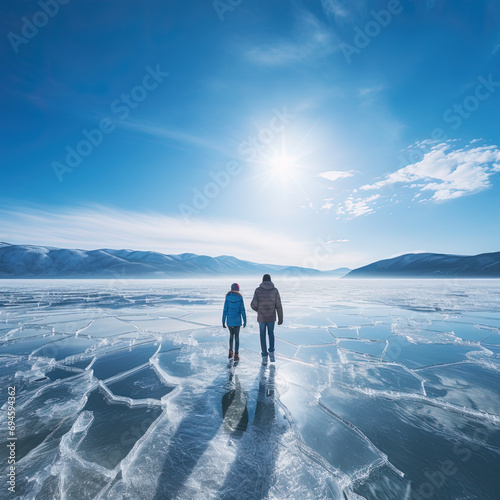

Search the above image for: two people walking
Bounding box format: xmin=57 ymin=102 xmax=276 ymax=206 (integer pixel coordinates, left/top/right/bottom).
xmin=222 ymin=274 xmax=283 ymax=363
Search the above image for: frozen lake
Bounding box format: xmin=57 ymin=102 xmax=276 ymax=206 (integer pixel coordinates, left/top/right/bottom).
xmin=1 ymin=278 xmax=499 ymax=499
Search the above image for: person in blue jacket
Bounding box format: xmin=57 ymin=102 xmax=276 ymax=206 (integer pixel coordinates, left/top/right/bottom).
xmin=222 ymin=283 xmax=247 ymax=361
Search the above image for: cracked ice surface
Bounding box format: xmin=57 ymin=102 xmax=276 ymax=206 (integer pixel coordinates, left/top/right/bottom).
xmin=1 ymin=278 xmax=499 ymax=499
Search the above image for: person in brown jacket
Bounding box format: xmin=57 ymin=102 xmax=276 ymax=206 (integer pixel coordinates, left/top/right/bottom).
xmin=250 ymin=274 xmax=283 ymax=363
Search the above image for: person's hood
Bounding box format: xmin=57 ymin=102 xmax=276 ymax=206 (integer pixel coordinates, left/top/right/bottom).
xmin=259 ymin=281 xmax=275 ymax=290
xmin=226 ymin=291 xmax=242 ymax=301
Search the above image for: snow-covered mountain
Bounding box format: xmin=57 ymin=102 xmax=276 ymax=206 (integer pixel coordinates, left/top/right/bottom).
xmin=345 ymin=252 xmax=500 ymax=278
xmin=0 ymin=243 xmax=350 ymax=278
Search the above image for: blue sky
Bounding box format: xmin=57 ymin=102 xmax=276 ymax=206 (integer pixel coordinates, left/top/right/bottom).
xmin=1 ymin=0 xmax=500 ymax=269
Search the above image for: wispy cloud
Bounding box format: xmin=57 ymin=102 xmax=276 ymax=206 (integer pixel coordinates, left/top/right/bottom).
xmin=358 ymin=84 xmax=386 ymax=97
xmin=320 ymin=0 xmax=366 ymax=22
xmin=336 ymin=194 xmax=380 ymax=218
xmin=0 ymin=205 xmax=318 ymax=267
xmin=318 ymin=170 xmax=354 ymax=182
xmin=321 ymin=198 xmax=334 ymax=210
xmin=361 ymin=141 xmax=500 ymax=201
xmin=118 ymin=120 xmax=232 ymax=156
xmin=245 ymin=9 xmax=339 ymax=66
xmin=321 ymin=0 xmax=350 ymax=19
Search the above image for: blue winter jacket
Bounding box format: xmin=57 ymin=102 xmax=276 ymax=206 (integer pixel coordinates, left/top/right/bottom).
xmin=222 ymin=291 xmax=247 ymax=327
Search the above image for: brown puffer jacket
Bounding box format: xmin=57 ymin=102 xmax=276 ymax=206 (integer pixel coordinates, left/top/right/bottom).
xmin=250 ymin=281 xmax=283 ymax=323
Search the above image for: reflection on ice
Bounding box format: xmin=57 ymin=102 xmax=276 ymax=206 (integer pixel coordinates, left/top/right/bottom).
xmin=0 ymin=334 xmax=65 ymax=355
xmin=383 ymin=336 xmax=483 ymax=368
xmin=330 ymin=362 xmax=424 ymax=395
xmin=78 ymin=390 xmax=162 ymax=470
xmin=295 ymin=345 xmax=340 ymax=364
xmin=82 ymin=316 xmax=136 ymax=337
xmin=484 ymin=332 xmax=500 ymax=345
xmin=16 ymin=371 xmax=94 ymax=461
xmin=1 ymin=278 xmax=499 ymax=499
xmin=90 ymin=343 xmax=160 ymax=380
xmin=422 ymin=362 xmax=500 ymax=415
xmin=277 ymin=325 xmax=335 ymax=345
xmin=338 ymin=339 xmax=387 ymax=358
xmin=33 ymin=336 xmax=96 ymax=360
xmin=321 ymin=384 xmax=500 ymax=499
xmin=280 ymin=383 xmax=383 ymax=476
xmin=106 ymin=366 xmax=175 ymax=401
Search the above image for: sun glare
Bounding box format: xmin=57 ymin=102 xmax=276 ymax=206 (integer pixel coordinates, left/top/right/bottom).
xmin=244 ymin=124 xmax=321 ymax=197
xmin=270 ymin=154 xmax=297 ymax=178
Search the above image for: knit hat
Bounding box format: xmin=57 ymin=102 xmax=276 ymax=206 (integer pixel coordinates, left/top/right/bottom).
xmin=231 ymin=283 xmax=240 ymax=291
xmin=262 ymin=274 xmax=271 ymax=282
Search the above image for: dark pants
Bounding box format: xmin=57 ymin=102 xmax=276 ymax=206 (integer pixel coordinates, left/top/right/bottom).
xmin=259 ymin=322 xmax=275 ymax=356
xmin=228 ymin=326 xmax=240 ymax=353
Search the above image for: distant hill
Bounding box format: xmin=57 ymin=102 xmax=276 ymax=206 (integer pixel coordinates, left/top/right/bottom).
xmin=345 ymin=252 xmax=500 ymax=278
xmin=0 ymin=243 xmax=350 ymax=278
xmin=321 ymin=267 xmax=351 ymax=277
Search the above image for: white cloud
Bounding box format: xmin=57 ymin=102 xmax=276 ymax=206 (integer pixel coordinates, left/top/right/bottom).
xmin=0 ymin=205 xmax=313 ymax=266
xmin=326 ymin=239 xmax=349 ymax=243
xmin=318 ymin=170 xmax=354 ymax=182
xmin=245 ymin=10 xmax=338 ymax=66
xmin=361 ymin=141 xmax=500 ymax=201
xmin=336 ymin=194 xmax=380 ymax=218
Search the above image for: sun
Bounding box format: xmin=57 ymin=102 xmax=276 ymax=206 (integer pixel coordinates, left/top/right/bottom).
xmin=244 ymin=124 xmax=319 ymax=197
xmin=269 ymin=154 xmax=298 ymax=178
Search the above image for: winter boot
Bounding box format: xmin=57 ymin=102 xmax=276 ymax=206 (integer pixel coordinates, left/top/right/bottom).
xmin=228 ymin=349 xmax=234 ymax=359
xmin=269 ymin=351 xmax=275 ymax=363
xmin=234 ymin=353 xmax=240 ymax=362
